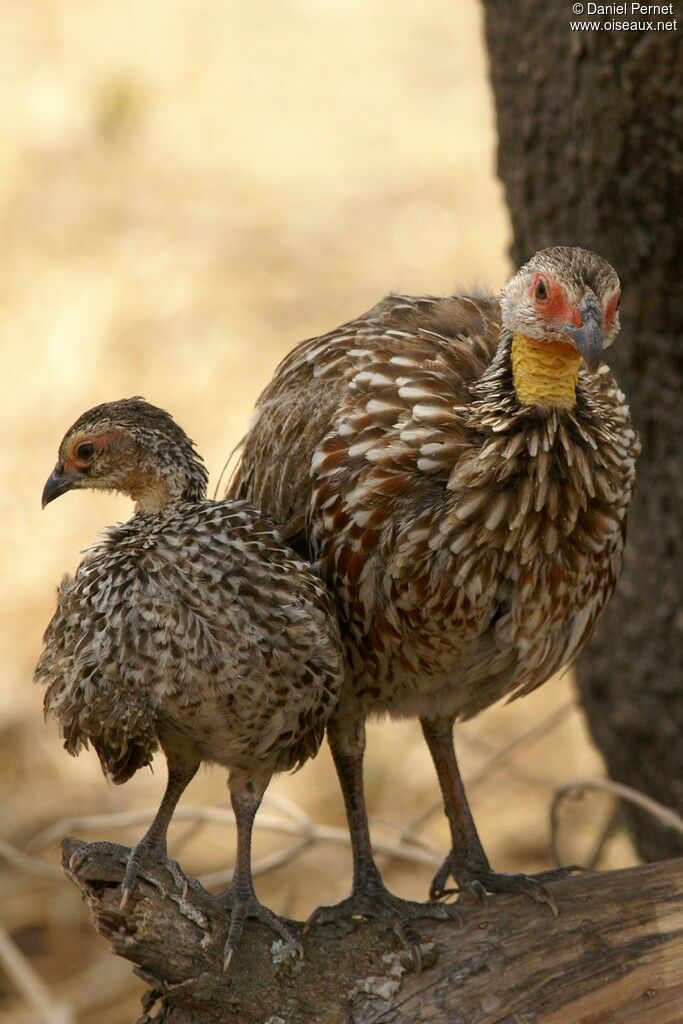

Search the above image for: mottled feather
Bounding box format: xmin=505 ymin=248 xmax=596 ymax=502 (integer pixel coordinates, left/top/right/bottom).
xmin=230 ymin=264 xmax=638 ymax=725
xmin=37 ymin=438 xmax=343 ymax=783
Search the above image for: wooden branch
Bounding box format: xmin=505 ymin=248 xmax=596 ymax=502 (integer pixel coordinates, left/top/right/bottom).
xmin=62 ymin=837 xmax=683 ymax=1024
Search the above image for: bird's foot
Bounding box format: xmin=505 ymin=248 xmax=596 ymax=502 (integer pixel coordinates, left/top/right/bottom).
xmin=68 ymin=838 xmax=189 ymax=907
xmin=306 ymin=877 xmax=460 ymax=968
xmin=68 ymin=839 xmax=126 ymax=875
xmin=119 ymin=839 xmax=189 ymax=909
xmin=430 ymin=856 xmax=583 ymax=917
xmin=216 ymin=888 xmax=303 ymax=971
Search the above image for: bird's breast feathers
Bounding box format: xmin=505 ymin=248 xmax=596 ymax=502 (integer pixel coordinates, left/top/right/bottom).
xmin=307 ymin=355 xmax=637 ymax=715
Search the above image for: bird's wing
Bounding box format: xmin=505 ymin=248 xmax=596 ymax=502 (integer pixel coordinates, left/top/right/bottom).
xmin=36 ymin=505 xmax=344 ymax=780
xmin=35 ymin=553 xmax=162 ymax=782
xmin=229 ymin=293 xmax=501 ymax=553
xmin=180 ymin=503 xmax=345 ymax=769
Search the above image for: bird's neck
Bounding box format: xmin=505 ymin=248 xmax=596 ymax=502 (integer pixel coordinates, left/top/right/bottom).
xmin=128 ymin=462 xmax=207 ymax=513
xmin=510 ymin=333 xmax=580 ymax=409
xmin=131 ymin=477 xmax=175 ymax=513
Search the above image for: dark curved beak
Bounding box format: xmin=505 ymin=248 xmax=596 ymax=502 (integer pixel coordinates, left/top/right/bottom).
xmin=561 ymin=293 xmax=604 ymax=373
xmin=42 ymin=463 xmax=82 ymax=508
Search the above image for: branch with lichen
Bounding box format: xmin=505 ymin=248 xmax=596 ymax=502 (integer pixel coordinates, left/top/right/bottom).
xmin=62 ymin=836 xmax=683 ymax=1024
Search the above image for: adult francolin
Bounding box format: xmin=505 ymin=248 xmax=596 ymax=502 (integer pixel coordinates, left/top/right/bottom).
xmin=229 ymin=246 xmax=639 ymax=939
xmin=36 ymin=398 xmax=344 ymax=967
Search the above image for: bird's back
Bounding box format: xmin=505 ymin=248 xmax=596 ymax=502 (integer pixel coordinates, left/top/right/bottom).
xmin=229 ymin=292 xmax=501 ymax=547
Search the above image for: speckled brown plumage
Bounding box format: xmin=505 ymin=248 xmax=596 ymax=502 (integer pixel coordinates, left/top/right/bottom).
xmin=229 ymin=247 xmax=639 ymax=928
xmin=35 ymin=398 xmax=344 ymax=966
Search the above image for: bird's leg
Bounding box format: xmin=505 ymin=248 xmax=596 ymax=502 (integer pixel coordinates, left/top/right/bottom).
xmin=307 ymin=718 xmax=458 ymax=959
xmin=421 ymin=716 xmax=579 ymax=915
xmin=219 ymin=769 xmax=302 ymax=971
xmin=119 ymin=759 xmax=199 ymax=908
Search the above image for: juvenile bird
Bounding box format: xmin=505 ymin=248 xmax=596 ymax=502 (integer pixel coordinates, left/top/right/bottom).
xmin=36 ymin=398 xmax=344 ymax=967
xmin=229 ymin=247 xmax=639 ymax=937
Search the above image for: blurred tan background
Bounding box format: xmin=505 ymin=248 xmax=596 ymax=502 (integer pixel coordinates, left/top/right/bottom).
xmin=0 ymin=1 xmax=637 ymax=1021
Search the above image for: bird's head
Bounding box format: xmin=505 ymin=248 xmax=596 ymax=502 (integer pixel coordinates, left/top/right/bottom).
xmin=42 ymin=398 xmax=208 ymax=512
xmin=500 ymin=247 xmax=621 ymax=408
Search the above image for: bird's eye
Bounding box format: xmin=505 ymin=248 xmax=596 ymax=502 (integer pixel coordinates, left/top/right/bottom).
xmin=76 ymin=443 xmax=95 ymax=461
xmin=534 ymin=278 xmax=549 ymax=302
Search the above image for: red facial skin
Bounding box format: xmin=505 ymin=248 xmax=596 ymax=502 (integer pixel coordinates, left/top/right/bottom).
xmin=61 ymin=430 xmax=119 ymax=474
xmin=530 ymin=272 xmax=582 ymax=328
xmin=530 ymin=273 xmax=620 ymax=333
xmin=604 ymin=291 xmax=621 ymax=325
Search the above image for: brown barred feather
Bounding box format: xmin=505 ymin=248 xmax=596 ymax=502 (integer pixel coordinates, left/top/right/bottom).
xmin=230 ymin=252 xmax=639 ymax=729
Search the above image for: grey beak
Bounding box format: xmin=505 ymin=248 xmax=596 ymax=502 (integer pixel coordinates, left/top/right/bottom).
xmin=42 ymin=462 xmax=82 ymax=508
xmin=562 ymin=293 xmax=604 ymax=373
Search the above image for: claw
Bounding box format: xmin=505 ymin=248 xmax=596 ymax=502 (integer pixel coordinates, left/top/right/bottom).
xmin=118 ymin=844 xmax=191 ymax=910
xmin=430 ymin=883 xmax=455 ymax=901
xmin=394 ymin=919 xmax=422 ymax=971
xmin=432 ymin=875 xmax=487 ymax=905
xmin=69 ymin=848 xmax=86 ymax=874
xmin=307 ymin=882 xmax=459 ymax=966
xmin=302 ymin=909 xmax=318 ymax=934
xmin=535 ymin=885 xmax=559 ymax=918
xmin=429 ymin=860 xmax=450 ymax=901
xmin=431 ymin=853 xmax=572 ymax=917
xmin=467 ymin=880 xmax=488 ymax=905
xmin=219 ymin=889 xmax=303 ymax=969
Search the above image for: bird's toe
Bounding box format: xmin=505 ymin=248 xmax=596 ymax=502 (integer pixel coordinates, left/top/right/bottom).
xmin=435 ymin=857 xmax=583 ymax=917
xmin=221 ymin=893 xmax=302 ymax=971
xmin=307 ymin=883 xmax=459 ymax=970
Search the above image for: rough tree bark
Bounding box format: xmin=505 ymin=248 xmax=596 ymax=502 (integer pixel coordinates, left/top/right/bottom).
xmin=63 ymin=838 xmax=683 ymax=1024
xmin=481 ymin=3 xmax=683 ymax=859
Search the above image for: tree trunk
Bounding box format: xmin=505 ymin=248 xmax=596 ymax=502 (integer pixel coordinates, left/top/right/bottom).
xmin=63 ymin=837 xmax=683 ymax=1024
xmin=481 ymin=3 xmax=683 ymax=859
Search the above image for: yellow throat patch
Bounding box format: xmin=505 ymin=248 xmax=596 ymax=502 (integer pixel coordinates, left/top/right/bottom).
xmin=511 ymin=333 xmax=580 ymax=409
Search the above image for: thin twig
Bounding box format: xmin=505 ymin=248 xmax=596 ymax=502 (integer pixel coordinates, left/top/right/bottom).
xmin=26 ymin=790 xmax=310 ymax=853
xmin=0 ymin=922 xmax=74 ymax=1024
xmin=583 ymin=804 xmax=621 ymax=873
xmin=550 ymin=777 xmax=683 ymax=866
xmin=201 ymin=835 xmax=313 ymax=889
xmin=25 ymin=706 xmax=574 ymax=891
xmin=56 ymin=957 xmax=138 ymax=1014
xmin=27 ymin=803 xmax=441 ymax=889
xmin=467 ymin=699 xmax=575 ymax=791
xmin=170 ymin=817 xmax=205 ymax=856
xmin=0 ymin=836 xmax=63 ymax=880
xmin=402 ymin=698 xmax=576 ymax=837
xmin=370 ymin=819 xmax=443 ymax=857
